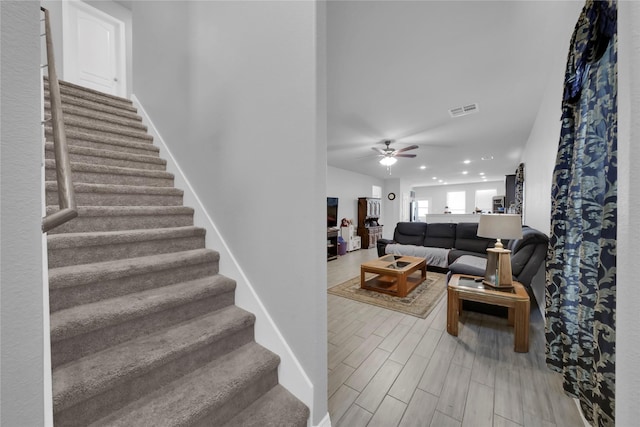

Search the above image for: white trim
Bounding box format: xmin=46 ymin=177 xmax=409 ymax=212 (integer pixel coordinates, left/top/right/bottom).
xmin=312 ymin=412 xmax=332 ymax=427
xmin=131 ymin=95 xmax=316 ymax=421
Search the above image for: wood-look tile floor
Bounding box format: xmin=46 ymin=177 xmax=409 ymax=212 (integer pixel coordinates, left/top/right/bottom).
xmin=327 ymin=248 xmax=584 ymax=427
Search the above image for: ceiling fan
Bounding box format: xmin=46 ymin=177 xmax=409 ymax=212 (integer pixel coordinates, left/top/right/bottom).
xmin=372 ymin=140 xmax=418 ymax=166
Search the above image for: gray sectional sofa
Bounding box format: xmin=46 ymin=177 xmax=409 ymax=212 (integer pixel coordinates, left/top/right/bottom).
xmin=376 ymin=221 xmax=549 ymax=294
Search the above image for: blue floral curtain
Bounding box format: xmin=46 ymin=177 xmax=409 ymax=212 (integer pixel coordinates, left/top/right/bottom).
xmin=546 ymin=1 xmax=617 ymax=426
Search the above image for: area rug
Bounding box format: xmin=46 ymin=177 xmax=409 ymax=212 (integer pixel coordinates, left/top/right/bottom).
xmin=328 ymin=272 xmax=447 ymax=318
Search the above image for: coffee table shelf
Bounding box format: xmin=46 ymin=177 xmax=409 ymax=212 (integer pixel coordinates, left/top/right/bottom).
xmin=360 ymin=255 xmax=427 ymax=297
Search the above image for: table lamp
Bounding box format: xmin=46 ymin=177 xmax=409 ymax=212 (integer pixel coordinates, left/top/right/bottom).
xmin=477 ymin=214 xmax=523 ymax=288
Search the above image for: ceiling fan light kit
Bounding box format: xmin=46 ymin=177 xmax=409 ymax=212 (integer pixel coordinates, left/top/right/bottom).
xmin=379 ymin=156 xmax=397 ymax=166
xmin=373 ymin=139 xmax=418 ymax=168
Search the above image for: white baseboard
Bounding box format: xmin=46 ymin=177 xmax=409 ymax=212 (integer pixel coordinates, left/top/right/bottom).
xmin=131 ymin=95 xmax=316 ymax=421
xmin=311 ymin=412 xmax=332 ymax=427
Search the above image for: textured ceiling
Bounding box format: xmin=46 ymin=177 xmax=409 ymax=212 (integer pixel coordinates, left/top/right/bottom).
xmin=327 ymin=0 xmax=583 ymax=186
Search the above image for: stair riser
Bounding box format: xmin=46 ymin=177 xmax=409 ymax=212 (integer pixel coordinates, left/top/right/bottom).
xmin=45 ymin=127 xmax=158 ymax=155
xmin=195 ymin=369 xmax=279 ymax=427
xmin=46 ymin=212 xmax=194 ymax=234
xmin=45 ymin=101 xmax=143 ymax=126
xmin=46 ymin=107 xmax=147 ymax=135
xmin=46 ymin=167 xmax=173 ymax=188
xmin=50 ymin=261 xmax=217 ymax=312
xmin=48 ymin=235 xmax=205 ymax=268
xmin=45 ymin=84 xmax=134 ymax=111
xmin=51 ymin=93 xmax=140 ymax=120
xmin=52 ymin=290 xmax=236 ymax=368
xmin=46 ymin=189 xmax=183 ymax=207
xmin=45 ymin=167 xmax=173 ymax=189
xmin=63 ymin=123 xmax=152 ymax=143
xmin=54 ymin=326 xmax=255 ymax=427
xmin=45 ymin=149 xmax=165 ymax=171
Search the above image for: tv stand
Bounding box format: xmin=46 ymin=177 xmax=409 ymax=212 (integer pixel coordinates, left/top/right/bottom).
xmin=327 ymin=229 xmax=338 ymax=261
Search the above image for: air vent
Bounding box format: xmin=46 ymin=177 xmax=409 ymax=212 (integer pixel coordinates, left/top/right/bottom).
xmin=449 ymin=103 xmax=479 ymax=118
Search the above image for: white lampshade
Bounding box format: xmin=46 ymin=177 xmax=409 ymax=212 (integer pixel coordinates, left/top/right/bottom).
xmin=477 ymin=214 xmax=522 ymax=248
xmin=379 ymin=156 xmax=397 ymax=166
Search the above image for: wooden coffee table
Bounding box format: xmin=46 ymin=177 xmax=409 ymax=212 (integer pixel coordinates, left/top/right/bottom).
xmin=360 ymin=255 xmax=427 ymax=297
xmin=447 ymin=274 xmax=530 ymax=352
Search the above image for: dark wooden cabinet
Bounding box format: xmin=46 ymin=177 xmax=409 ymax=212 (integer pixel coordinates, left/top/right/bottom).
xmin=357 ymin=197 xmax=383 ymax=249
xmin=327 ymin=229 xmax=338 ymax=261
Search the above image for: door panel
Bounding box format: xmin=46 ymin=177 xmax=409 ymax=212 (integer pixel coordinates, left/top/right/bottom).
xmin=63 ymin=1 xmax=126 ymax=96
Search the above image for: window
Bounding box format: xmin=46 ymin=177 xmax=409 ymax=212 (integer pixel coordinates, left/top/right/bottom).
xmin=417 ymin=200 xmax=429 ymax=220
xmin=475 ymin=189 xmax=497 ymax=212
xmin=446 ymin=191 xmax=466 ymax=214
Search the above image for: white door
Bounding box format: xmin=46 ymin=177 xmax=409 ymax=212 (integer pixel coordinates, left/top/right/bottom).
xmin=62 ymin=0 xmax=126 ymax=96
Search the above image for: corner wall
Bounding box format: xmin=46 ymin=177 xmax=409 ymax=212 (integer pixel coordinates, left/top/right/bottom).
xmin=0 ymin=1 xmax=46 ymax=424
xmin=327 ymin=166 xmax=384 ymax=227
xmin=131 ymin=1 xmax=327 ymax=424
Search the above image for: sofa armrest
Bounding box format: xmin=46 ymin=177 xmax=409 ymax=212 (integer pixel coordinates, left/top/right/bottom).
xmin=377 ymin=239 xmax=394 ymax=257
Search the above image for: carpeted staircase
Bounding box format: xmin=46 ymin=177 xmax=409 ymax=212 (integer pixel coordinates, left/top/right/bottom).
xmin=44 ymin=79 xmax=309 ymax=426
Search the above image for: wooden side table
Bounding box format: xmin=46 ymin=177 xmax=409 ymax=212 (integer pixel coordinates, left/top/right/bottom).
xmin=447 ymin=274 xmax=530 ymax=352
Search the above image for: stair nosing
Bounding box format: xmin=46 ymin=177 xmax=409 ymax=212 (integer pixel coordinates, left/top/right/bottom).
xmin=47 ymin=226 xmax=204 ymax=250
xmin=45 ymin=142 xmax=165 ymax=165
xmin=45 ymin=128 xmax=159 ymax=153
xmin=45 ymin=160 xmax=173 ymax=179
xmin=46 ymin=205 xmax=194 ymax=217
xmin=50 ymin=274 xmax=236 ymax=342
xmin=48 ymin=249 xmax=218 ymax=290
xmin=45 ymin=182 xmax=183 ymax=196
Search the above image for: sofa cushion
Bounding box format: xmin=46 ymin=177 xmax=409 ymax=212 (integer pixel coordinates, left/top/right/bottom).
xmin=454 ymin=222 xmax=492 ymax=253
xmin=423 ymin=223 xmax=456 ymax=248
xmin=447 ymin=255 xmax=487 ymax=277
xmin=385 ymin=244 xmax=450 ymax=268
xmin=393 ymin=222 xmax=427 ymax=246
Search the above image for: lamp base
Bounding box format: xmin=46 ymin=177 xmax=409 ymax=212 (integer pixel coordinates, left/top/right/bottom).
xmin=483 ymin=247 xmax=513 ymax=288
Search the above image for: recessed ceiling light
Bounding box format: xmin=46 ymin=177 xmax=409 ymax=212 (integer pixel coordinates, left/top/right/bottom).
xmin=438 ymin=179 xmax=443 ymax=183
xmin=479 ymin=172 xmax=485 ymax=176
xmin=463 ymin=160 xmax=471 ymax=164
xmin=462 ymin=171 xmax=468 ymax=175
xmin=481 ymin=156 xmax=494 ymax=161
xmin=420 ymin=165 xmax=426 ymax=170
xmin=432 ymin=177 xmax=437 ymax=180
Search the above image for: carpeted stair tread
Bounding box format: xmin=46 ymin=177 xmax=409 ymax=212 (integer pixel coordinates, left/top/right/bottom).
xmin=50 ymin=92 xmax=140 ymax=120
xmin=45 ymin=160 xmax=174 ymax=187
xmin=45 ymin=159 xmax=174 ymax=181
xmin=48 ymin=248 xmax=218 ymax=291
xmin=223 ymin=384 xmax=310 ymax=427
xmin=53 ymin=115 xmax=152 ymax=142
xmin=50 ymin=274 xmax=236 ymax=343
xmin=48 ymin=226 xmax=204 ymax=250
xmin=45 ymin=101 xmax=144 ymax=129
xmin=53 ymin=305 xmax=256 ymax=412
xmin=45 ymin=127 xmax=159 ymax=156
xmin=45 ymin=142 xmax=165 ymax=170
xmin=89 ymin=342 xmax=279 ymax=427
xmin=47 ymin=226 xmax=205 ymax=268
xmin=45 ymin=205 xmax=195 ymax=234
xmin=46 ymin=182 xmax=183 ymax=206
xmin=45 ymin=78 xmax=135 ymax=110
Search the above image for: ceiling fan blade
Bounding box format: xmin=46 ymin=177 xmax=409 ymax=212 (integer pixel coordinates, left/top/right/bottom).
xmin=395 ymin=154 xmax=417 ymax=158
xmin=371 ymin=147 xmax=386 ymax=155
xmin=395 ymin=145 xmax=419 ymax=153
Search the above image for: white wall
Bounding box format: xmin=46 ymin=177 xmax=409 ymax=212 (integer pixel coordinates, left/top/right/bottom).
xmin=327 ymin=165 xmax=384 ymax=226
xmin=617 ymin=1 xmax=640 ymax=423
xmin=412 ymin=180 xmax=505 ymax=216
xmin=0 ymin=2 xmax=46 ymax=424
xmin=518 ymin=4 xmax=578 ymax=233
xmin=132 ymin=2 xmax=327 ymax=424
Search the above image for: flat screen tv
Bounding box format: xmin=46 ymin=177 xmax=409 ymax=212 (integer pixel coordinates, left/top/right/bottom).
xmin=327 ymin=197 xmax=338 ymax=228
